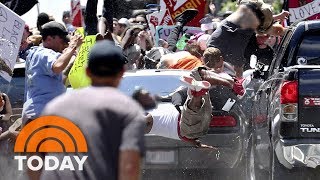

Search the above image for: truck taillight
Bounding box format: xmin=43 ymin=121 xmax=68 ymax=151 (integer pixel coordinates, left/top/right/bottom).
xmin=280 ymin=80 xmax=298 ymax=121
xmin=281 ymin=81 xmax=298 ymax=104
xmin=210 ymin=116 xmax=236 ymax=127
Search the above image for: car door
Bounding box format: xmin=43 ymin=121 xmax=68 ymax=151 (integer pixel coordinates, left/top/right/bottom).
xmin=251 ymin=29 xmax=294 ymax=170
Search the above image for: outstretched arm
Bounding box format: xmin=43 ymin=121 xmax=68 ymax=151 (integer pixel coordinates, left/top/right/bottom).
xmin=273 ymin=11 xmax=289 ymax=22
xmin=199 ymin=69 xmax=234 ymax=88
xmin=181 ymin=137 xmax=216 ymax=149
xmin=52 ymin=34 xmax=83 ymax=74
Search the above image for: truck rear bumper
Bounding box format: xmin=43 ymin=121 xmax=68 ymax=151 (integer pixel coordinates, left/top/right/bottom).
xmin=276 ymin=139 xmax=320 ymax=169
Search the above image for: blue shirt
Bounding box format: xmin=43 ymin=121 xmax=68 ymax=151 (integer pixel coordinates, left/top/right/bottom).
xmin=66 ymin=23 xmax=76 ymax=34
xmin=23 ymin=46 xmax=66 ymax=121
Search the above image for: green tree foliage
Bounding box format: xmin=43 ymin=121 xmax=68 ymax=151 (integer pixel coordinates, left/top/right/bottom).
xmin=219 ymin=0 xmax=284 ymax=16
xmin=219 ymin=0 xmax=237 ymax=14
xmin=272 ymin=0 xmax=283 ymax=14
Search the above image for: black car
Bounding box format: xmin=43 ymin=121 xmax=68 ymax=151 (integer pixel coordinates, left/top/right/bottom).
xmin=250 ymin=20 xmax=320 ymax=180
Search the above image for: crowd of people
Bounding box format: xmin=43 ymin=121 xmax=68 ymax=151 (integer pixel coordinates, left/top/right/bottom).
xmin=0 ymin=0 xmax=291 ymax=179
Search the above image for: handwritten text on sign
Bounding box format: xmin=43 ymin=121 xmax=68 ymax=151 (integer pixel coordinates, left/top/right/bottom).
xmin=289 ymin=0 xmax=320 ymax=23
xmin=68 ymin=35 xmax=95 ymax=89
xmin=0 ymin=3 xmax=25 ymax=82
xmin=155 ymin=26 xmax=201 ymax=46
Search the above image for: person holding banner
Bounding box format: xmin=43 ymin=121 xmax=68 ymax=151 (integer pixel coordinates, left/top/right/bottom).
xmin=22 ymin=21 xmax=83 ymax=125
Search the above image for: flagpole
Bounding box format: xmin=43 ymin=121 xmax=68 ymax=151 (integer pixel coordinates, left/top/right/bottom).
xmin=37 ymin=2 xmax=40 ymax=15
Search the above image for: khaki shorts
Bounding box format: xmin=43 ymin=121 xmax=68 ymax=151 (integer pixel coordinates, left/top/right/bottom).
xmin=179 ymin=94 xmax=212 ymax=139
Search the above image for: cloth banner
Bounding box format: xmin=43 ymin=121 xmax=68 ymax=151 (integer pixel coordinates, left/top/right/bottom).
xmin=284 ymin=0 xmax=320 ymax=24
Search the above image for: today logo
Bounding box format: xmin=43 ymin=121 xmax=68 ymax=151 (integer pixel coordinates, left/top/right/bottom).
xmin=14 ymin=116 xmax=88 ymax=171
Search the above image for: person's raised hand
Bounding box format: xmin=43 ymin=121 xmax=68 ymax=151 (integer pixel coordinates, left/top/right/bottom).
xmin=274 ymin=10 xmax=290 ymax=23
xmin=69 ymin=34 xmax=83 ymax=49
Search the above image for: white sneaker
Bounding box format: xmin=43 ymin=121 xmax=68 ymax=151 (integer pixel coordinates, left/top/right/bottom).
xmin=180 ymin=76 xmax=211 ymax=97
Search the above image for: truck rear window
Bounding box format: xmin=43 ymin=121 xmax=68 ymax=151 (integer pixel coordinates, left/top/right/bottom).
xmin=295 ymin=34 xmax=320 ymax=65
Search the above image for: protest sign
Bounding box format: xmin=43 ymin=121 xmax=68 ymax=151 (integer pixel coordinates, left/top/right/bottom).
xmin=68 ymin=34 xmax=95 ymax=89
xmin=0 ymin=2 xmax=25 ymax=82
xmin=285 ymin=0 xmax=320 ymax=24
xmin=146 ymin=0 xmax=206 ymax=45
xmin=159 ymin=0 xmax=207 ymax=27
xmin=155 ymin=25 xmax=201 ymax=46
xmin=146 ymin=9 xmax=174 ymax=43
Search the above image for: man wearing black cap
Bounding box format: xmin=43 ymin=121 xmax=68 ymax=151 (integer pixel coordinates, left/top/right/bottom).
xmin=22 ymin=21 xmax=83 ymax=124
xmin=39 ymin=40 xmax=145 ymax=180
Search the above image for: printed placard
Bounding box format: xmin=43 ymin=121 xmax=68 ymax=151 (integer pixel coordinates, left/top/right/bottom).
xmin=0 ymin=2 xmax=25 ymax=82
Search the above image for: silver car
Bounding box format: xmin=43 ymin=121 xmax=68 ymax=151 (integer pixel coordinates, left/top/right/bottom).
xmin=119 ymin=69 xmax=251 ymax=180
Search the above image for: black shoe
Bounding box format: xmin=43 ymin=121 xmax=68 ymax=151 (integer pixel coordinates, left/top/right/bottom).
xmin=174 ymin=9 xmax=199 ymax=26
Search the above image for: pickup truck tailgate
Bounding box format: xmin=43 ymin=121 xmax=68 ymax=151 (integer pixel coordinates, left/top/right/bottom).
xmin=299 ymin=68 xmax=320 ymax=137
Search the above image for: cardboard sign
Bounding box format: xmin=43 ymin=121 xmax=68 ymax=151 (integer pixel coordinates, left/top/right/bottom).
xmin=68 ymin=34 xmax=95 ymax=89
xmin=155 ymin=25 xmax=201 ymax=46
xmin=146 ymin=0 xmax=206 ymax=44
xmin=0 ymin=2 xmax=25 ymax=82
xmin=146 ymin=9 xmax=174 ymax=41
xmin=286 ymin=0 xmax=320 ymax=24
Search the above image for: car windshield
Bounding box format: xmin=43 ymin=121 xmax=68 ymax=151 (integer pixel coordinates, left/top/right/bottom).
xmin=119 ymin=75 xmax=183 ymax=96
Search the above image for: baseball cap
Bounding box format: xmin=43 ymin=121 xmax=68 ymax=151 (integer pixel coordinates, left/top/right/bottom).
xmin=41 ymin=21 xmax=69 ymax=42
xmin=118 ymin=18 xmax=130 ymax=26
xmin=88 ymin=40 xmax=128 ymax=76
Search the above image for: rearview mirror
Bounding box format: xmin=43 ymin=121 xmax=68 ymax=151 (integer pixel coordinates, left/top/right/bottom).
xmin=250 ymin=55 xmax=257 ymax=69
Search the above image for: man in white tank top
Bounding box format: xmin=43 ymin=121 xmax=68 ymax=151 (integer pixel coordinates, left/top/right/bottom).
xmin=134 ymin=75 xmax=219 ymax=149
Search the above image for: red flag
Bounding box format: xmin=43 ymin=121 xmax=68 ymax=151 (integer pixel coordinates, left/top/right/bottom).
xmin=71 ymin=0 xmax=83 ymax=27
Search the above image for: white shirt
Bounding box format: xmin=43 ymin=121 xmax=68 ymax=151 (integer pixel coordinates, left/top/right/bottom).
xmin=148 ymin=103 xmax=180 ymax=140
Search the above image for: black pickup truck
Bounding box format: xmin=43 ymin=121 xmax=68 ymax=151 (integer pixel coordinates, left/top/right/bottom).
xmin=250 ymin=20 xmax=320 ymax=180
